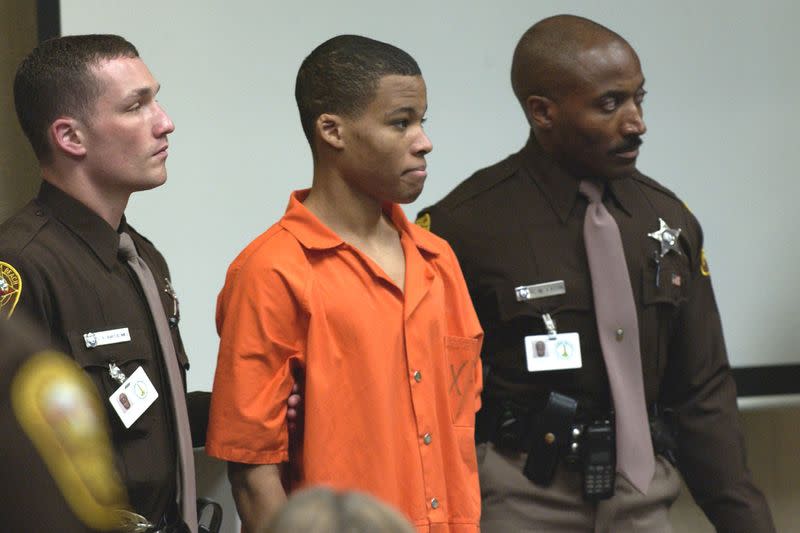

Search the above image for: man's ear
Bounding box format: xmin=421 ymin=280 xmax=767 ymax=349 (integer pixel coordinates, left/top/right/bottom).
xmin=525 ymin=95 xmax=556 ymax=130
xmin=316 ymin=113 xmax=345 ymax=150
xmin=50 ymin=117 xmax=87 ymax=158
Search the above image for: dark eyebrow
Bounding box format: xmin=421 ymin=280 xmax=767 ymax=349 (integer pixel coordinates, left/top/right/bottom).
xmin=125 ymin=83 xmax=161 ymax=100
xmin=598 ymin=81 xmax=647 ymax=101
xmin=385 ymin=105 xmax=427 ymax=119
xmin=597 ymin=90 xmax=627 ymax=100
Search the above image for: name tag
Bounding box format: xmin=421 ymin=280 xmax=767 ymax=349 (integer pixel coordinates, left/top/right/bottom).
xmin=524 ymin=332 xmax=583 ymax=372
xmin=108 ymin=366 xmax=158 ymax=428
xmin=84 ymin=328 xmax=131 ymax=348
xmin=515 ymin=280 xmax=566 ymax=301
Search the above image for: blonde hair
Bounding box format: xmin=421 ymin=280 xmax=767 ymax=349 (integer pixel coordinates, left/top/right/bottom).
xmin=264 ymin=486 xmax=415 ymax=533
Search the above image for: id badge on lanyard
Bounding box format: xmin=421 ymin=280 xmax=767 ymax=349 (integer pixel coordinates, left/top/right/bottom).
xmin=514 ymin=281 xmax=582 ymax=372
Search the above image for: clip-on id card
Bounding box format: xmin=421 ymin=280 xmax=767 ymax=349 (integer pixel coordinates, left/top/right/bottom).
xmin=524 ymin=313 xmax=582 ymax=372
xmin=108 ymin=366 xmax=158 ymax=428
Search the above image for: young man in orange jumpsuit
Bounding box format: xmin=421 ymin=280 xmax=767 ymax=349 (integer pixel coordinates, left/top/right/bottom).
xmin=206 ymin=35 xmax=483 ymax=533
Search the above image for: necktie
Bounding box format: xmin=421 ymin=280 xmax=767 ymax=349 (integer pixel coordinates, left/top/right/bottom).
xmin=579 ymin=180 xmax=655 ymax=494
xmin=119 ymin=233 xmax=198 ymax=532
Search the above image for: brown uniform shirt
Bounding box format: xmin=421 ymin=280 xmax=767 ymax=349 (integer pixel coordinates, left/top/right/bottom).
xmin=0 ymin=182 xmax=188 ymax=524
xmin=418 ymin=136 xmax=774 ymax=532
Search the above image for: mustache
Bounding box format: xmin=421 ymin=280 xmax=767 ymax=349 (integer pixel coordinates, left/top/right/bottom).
xmin=610 ymin=137 xmax=643 ymax=154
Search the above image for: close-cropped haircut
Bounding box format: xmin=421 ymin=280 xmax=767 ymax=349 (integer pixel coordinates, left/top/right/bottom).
xmin=511 ymin=15 xmax=628 ymax=108
xmin=14 ymin=34 xmax=139 ymax=162
xmin=295 ymin=34 xmax=421 ymax=148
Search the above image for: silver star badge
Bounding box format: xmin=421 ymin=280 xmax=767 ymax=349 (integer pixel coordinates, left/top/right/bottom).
xmin=648 ymin=218 xmax=682 ymax=257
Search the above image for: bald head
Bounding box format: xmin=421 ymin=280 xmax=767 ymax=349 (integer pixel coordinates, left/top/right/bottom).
xmin=510 ymin=15 xmax=647 ymax=180
xmin=511 ymin=15 xmax=635 ymax=111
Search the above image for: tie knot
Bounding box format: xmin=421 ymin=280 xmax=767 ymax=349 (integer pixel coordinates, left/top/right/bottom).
xmin=118 ymin=232 xmax=138 ymax=261
xmin=578 ymin=180 xmax=604 ymax=204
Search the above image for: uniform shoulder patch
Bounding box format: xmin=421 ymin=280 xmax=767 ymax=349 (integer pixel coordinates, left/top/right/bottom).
xmin=0 ymin=261 xmax=22 ymax=318
xmin=415 ymin=212 xmax=431 ymax=231
xmin=700 ymin=248 xmax=710 ymax=276
xmin=11 ymin=351 xmax=129 ymax=530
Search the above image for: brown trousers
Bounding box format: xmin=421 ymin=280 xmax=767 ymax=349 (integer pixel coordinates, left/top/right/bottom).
xmin=477 ymin=443 xmax=681 ymax=533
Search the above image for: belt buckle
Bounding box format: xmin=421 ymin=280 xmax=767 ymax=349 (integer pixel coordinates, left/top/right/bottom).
xmin=114 ymin=509 xmax=154 ymax=532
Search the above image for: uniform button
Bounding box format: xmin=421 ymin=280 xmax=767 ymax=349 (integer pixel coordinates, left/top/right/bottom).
xmin=431 ymin=498 xmax=439 ymax=509
xmin=615 ymin=328 xmax=624 ymax=341
xmin=413 ymin=370 xmax=422 ymax=382
xmin=423 ymin=433 xmax=432 ymax=445
xmin=544 ymin=432 xmax=556 ymax=445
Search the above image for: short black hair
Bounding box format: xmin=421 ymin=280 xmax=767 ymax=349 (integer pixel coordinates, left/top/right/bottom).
xmin=14 ymin=34 xmax=140 ymax=162
xmin=295 ymin=35 xmax=421 ymax=148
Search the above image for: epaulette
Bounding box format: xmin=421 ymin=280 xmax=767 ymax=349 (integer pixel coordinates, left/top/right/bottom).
xmin=0 ymin=201 xmax=50 ymax=253
xmin=433 ymin=151 xmax=521 ymax=211
xmin=630 ymin=171 xmax=682 ymax=203
xmin=631 ymin=172 xmax=697 ymax=222
xmin=416 ymin=151 xmax=521 ymax=230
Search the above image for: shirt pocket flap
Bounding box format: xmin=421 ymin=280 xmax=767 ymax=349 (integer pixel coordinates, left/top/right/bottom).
xmin=641 ymin=255 xmax=690 ymax=307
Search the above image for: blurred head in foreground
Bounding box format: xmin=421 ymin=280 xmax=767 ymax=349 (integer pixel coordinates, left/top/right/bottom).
xmin=264 ymin=486 xmax=415 ymax=533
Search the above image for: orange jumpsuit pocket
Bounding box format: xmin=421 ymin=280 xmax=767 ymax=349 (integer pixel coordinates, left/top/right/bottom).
xmin=444 ymin=335 xmax=481 ymax=427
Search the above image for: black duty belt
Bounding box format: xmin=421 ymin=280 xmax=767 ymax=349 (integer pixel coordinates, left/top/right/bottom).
xmin=478 ymin=391 xmax=677 ymax=499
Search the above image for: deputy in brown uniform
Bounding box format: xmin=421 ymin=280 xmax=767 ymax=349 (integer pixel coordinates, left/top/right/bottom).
xmin=0 ymin=35 xmax=207 ymax=532
xmin=1 ymin=315 xmax=134 ymax=532
xmin=417 ymin=15 xmax=774 ymax=532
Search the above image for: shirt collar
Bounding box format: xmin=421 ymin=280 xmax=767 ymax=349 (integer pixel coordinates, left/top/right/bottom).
xmin=520 ymin=133 xmax=635 ymax=222
xmin=280 ymin=189 xmax=441 ymax=256
xmin=36 ymin=181 xmax=123 ymax=270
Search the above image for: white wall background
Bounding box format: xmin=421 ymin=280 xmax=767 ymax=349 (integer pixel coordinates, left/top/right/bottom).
xmin=60 ymin=0 xmax=800 ymax=394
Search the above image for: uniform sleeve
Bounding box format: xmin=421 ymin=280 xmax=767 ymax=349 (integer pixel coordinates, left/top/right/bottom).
xmin=663 ymin=215 xmax=775 ymax=532
xmin=205 ymin=251 xmax=308 ymax=465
